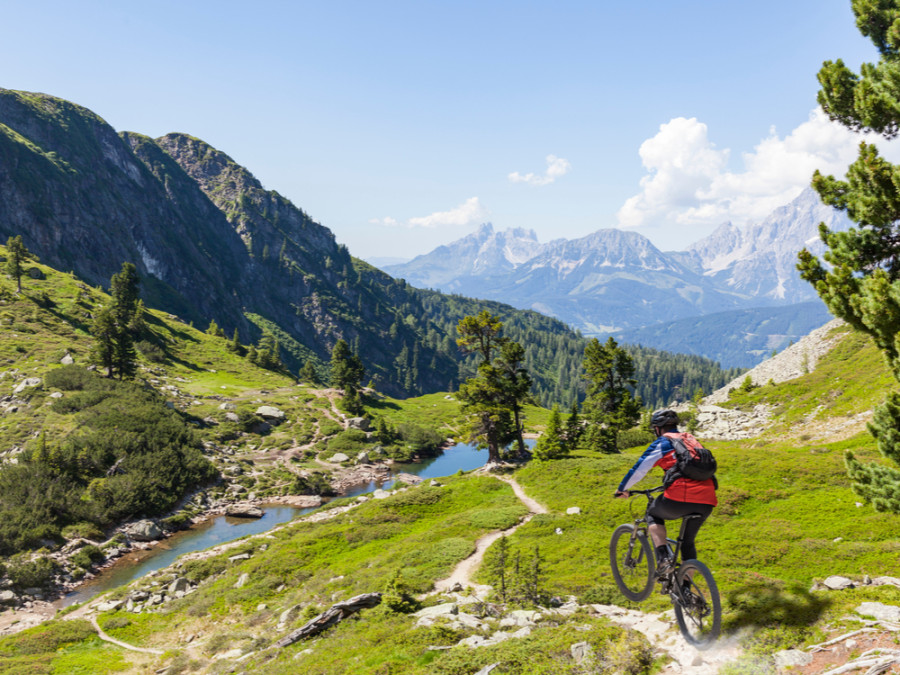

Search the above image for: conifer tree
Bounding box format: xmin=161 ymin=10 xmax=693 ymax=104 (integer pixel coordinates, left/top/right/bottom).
xmin=799 ymin=0 xmax=900 ymax=512
xmin=534 ymin=405 xmax=564 ymax=461
xmin=299 ymin=359 xmax=320 ymax=384
xmin=456 ymin=311 xmax=531 ymax=464
xmin=582 ymin=336 xmax=642 ymax=453
xmin=90 ymin=307 xmax=116 ymax=377
xmin=564 ymin=400 xmax=584 ymax=450
xmin=5 ymin=235 xmax=35 ymax=294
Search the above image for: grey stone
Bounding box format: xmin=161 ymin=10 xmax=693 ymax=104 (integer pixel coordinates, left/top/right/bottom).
xmin=857 ymin=601 xmax=900 ymax=622
xmin=0 ymin=590 xmax=17 ymax=604
xmin=97 ymin=600 xmax=124 ymax=612
xmin=25 ymin=267 xmax=45 ymax=280
xmin=226 ymin=504 xmax=264 ymax=518
xmin=356 ymin=451 xmax=370 ymax=464
xmin=49 ymin=391 xmax=63 ymax=398
xmin=372 ymin=489 xmax=390 ymax=499
xmin=413 ymin=602 xmax=458 ymax=619
xmin=60 ymin=354 xmax=74 ymax=365
xmin=168 ymin=577 xmax=190 ymax=595
xmin=507 ymin=609 xmax=541 ymax=625
xmin=229 ymin=553 xmax=251 ymax=562
xmin=872 ymin=576 xmax=900 ymax=587
xmin=256 ymin=405 xmax=285 ymax=420
xmin=347 ymin=417 xmax=371 ymax=430
xmin=279 ymin=604 xmax=301 ymax=625
xmin=823 ymin=575 xmax=855 ymax=590
xmin=329 ymin=453 xmax=350 ymax=463
xmin=474 ymin=664 xmax=500 ymax=675
xmin=125 ymin=519 xmax=162 ymax=541
xmin=218 ymin=402 xmax=236 ymax=411
xmin=224 ymin=412 xmax=240 ymax=423
xmin=570 ymin=641 xmax=595 ymax=665
xmin=566 ymin=506 xmax=581 ymax=515
xmin=234 ymin=573 xmax=250 ymax=589
xmin=13 ymin=377 xmax=41 ymax=394
xmin=774 ymin=649 xmax=813 ymax=668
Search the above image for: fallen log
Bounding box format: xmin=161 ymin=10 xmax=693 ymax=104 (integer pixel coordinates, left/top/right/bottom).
xmin=273 ymin=593 xmax=382 ymax=648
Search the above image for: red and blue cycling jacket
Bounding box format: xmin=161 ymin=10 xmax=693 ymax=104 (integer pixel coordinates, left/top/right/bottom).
xmin=617 ymin=433 xmax=717 ymax=505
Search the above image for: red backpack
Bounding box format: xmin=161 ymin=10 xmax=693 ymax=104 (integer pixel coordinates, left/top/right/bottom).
xmin=662 ymin=432 xmax=718 ymax=488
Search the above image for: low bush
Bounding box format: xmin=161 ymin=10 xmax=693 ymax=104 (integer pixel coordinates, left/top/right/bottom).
xmin=69 ymin=545 xmax=104 ymax=569
xmin=7 ymin=556 xmax=59 ymax=589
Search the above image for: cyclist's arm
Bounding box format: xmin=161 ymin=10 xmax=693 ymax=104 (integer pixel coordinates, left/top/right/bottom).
xmin=617 ymin=438 xmax=669 ymax=492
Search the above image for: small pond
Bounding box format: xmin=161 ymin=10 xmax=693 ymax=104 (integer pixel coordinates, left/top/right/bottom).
xmin=57 ymin=438 xmax=534 ymax=608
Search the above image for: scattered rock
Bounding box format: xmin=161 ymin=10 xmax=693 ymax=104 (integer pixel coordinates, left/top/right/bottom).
xmin=570 ymin=641 xmax=595 ymax=665
xmin=218 ymin=402 xmax=236 ymax=411
xmin=13 ymin=377 xmax=41 ymax=394
xmin=97 ymin=600 xmax=124 ymax=612
xmin=394 ymin=473 xmax=423 ymax=485
xmin=555 ymin=527 xmax=563 ymax=535
xmin=256 ymin=406 xmax=285 ymax=420
xmin=774 ymin=649 xmax=813 ymax=668
xmin=372 ymin=489 xmax=390 ymax=499
xmin=566 ymin=506 xmax=581 ymax=515
xmin=226 ymin=504 xmax=264 ymax=518
xmin=857 ymin=602 xmax=900 ymax=622
xmin=823 ymin=575 xmax=855 ymax=590
xmin=234 ymin=573 xmax=250 ymax=589
xmin=229 ymin=553 xmax=251 ymax=562
xmin=124 ymin=520 xmax=162 ymax=542
xmin=347 ymin=417 xmax=371 ymax=431
xmin=329 ymin=453 xmax=350 ymax=463
xmin=474 ymin=664 xmax=500 ymax=675
xmin=413 ymin=603 xmax=458 ymax=620
xmin=60 ymin=354 xmax=74 ymax=365
xmin=224 ymin=412 xmax=240 ymax=423
xmin=356 ymin=451 xmax=370 ymax=464
xmin=0 ymin=590 xmax=17 ymax=604
xmin=168 ymin=578 xmax=190 ymax=595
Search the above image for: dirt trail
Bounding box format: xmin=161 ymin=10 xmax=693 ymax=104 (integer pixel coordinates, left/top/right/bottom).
xmin=89 ymin=615 xmax=164 ymax=655
xmin=431 ymin=475 xmax=547 ymax=593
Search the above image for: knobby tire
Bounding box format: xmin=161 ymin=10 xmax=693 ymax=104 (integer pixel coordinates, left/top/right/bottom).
xmin=673 ymin=559 xmax=721 ymax=649
xmin=609 ymin=523 xmax=655 ymax=602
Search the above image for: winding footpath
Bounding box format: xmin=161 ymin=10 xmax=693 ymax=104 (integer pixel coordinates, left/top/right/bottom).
xmin=432 ymin=474 xmax=547 ymax=594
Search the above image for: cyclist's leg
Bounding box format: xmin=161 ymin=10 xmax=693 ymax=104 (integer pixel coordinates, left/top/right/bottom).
xmin=679 ymin=506 xmax=712 ymax=561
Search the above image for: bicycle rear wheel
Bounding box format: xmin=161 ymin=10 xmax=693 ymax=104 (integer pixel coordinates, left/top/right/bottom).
xmin=673 ymin=559 xmax=721 ymax=648
xmin=609 ymin=524 xmax=655 ymax=601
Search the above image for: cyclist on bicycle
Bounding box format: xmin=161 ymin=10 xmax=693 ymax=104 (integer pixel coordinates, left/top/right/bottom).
xmin=613 ymin=409 xmax=717 ymax=578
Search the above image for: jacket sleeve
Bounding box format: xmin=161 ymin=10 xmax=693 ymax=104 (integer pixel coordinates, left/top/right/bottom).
xmin=618 ymin=438 xmax=670 ymax=492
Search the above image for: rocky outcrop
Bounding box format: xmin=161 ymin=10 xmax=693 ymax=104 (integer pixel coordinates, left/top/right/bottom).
xmin=123 ymin=520 xmax=162 ymax=542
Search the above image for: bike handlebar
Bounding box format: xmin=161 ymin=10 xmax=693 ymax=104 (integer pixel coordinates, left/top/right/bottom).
xmin=614 ymin=486 xmax=665 ymax=498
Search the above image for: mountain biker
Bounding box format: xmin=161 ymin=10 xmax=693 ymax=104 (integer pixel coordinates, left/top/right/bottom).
xmin=613 ymin=409 xmax=717 ymax=578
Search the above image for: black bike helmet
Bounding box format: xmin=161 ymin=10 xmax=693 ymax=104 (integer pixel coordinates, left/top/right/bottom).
xmin=650 ymin=409 xmax=679 ymax=429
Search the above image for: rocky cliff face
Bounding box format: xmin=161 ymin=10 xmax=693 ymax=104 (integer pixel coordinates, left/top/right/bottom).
xmin=0 ymin=88 xmax=461 ymax=395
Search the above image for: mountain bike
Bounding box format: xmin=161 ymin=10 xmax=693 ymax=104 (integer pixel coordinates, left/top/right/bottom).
xmin=609 ymin=486 xmax=721 ymax=648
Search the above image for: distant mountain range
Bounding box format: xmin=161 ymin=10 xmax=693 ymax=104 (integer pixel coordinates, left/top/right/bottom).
xmin=383 ymin=188 xmax=846 ymax=366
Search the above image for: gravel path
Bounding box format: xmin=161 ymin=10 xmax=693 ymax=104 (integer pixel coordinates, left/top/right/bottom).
xmin=432 ymin=475 xmax=547 ymax=593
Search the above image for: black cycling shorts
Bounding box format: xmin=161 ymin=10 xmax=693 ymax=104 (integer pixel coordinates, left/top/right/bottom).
xmin=647 ymin=496 xmax=713 ymax=561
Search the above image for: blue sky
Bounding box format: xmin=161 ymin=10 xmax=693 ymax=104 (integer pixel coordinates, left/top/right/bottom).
xmin=1 ymin=1 xmax=886 ymax=259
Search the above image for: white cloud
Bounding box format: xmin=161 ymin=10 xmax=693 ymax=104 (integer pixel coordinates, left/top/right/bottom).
xmin=509 ymin=154 xmax=572 ymax=186
xmin=616 ymin=109 xmax=900 ymax=233
xmin=370 ymin=197 xmax=489 ymax=229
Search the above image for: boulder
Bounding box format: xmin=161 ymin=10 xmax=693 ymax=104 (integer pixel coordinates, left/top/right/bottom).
xmin=570 ymin=642 xmax=595 ymax=665
xmin=347 ymin=417 xmax=371 ymax=431
xmin=60 ymin=354 xmax=74 ymax=365
xmin=774 ymin=649 xmax=813 ymax=668
xmin=356 ymin=451 xmax=370 ymax=464
xmin=125 ymin=520 xmax=162 ymax=542
xmin=566 ymin=506 xmax=581 ymax=515
xmin=218 ymin=402 xmax=236 ymax=411
xmin=0 ymin=590 xmax=17 ymax=604
xmin=857 ymin=602 xmax=900 ymax=622
xmin=224 ymin=412 xmax=240 ymax=423
xmin=329 ymin=453 xmax=350 ymax=463
xmin=372 ymin=489 xmax=390 ymax=499
xmin=49 ymin=391 xmax=63 ymax=398
xmin=229 ymin=553 xmax=252 ymax=562
xmin=226 ymin=504 xmax=264 ymax=518
xmin=256 ymin=406 xmax=285 ymax=420
xmin=13 ymin=377 xmax=41 ymax=394
xmin=395 ymin=473 xmax=423 ymax=485
xmin=279 ymin=604 xmax=302 ymax=626
xmin=413 ymin=602 xmax=458 ymax=619
xmin=168 ymin=577 xmax=190 ymax=595
xmin=25 ymin=267 xmax=45 ymax=279
xmin=234 ymin=573 xmax=250 ymax=589
xmin=823 ymin=575 xmax=855 ymax=590
xmin=97 ymin=599 xmax=124 ymax=612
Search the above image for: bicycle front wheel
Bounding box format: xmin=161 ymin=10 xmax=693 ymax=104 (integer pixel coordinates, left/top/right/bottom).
xmin=609 ymin=523 xmax=655 ymax=601
xmin=673 ymin=559 xmax=721 ymax=649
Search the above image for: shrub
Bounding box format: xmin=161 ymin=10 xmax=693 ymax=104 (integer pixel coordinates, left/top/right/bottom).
xmin=7 ymin=556 xmax=59 ymax=589
xmin=397 ymin=423 xmax=443 ymax=456
xmin=60 ymin=522 xmax=105 ymax=541
xmin=616 ymin=427 xmax=654 ymax=451
xmin=326 ymin=428 xmax=369 ymax=453
xmin=70 ymin=545 xmax=104 ymax=569
xmin=135 ymin=340 xmax=166 ymax=363
xmin=44 ymin=365 xmax=97 ymax=391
